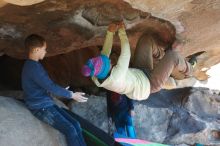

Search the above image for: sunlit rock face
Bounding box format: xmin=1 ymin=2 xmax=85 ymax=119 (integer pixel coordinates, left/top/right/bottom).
xmin=2 ymin=0 xmax=45 ymax=6
xmin=124 ymin=0 xmax=220 ymax=72
xmin=71 ymin=87 xmax=220 ymax=145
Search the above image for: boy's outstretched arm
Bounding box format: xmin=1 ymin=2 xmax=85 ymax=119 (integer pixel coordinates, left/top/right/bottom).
xmin=101 ymin=24 xmax=117 ymax=57
xmin=31 ymin=65 xmax=72 ymax=99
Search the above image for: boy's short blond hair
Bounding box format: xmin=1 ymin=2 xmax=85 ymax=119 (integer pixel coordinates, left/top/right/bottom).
xmin=25 ymin=34 xmax=45 ymax=52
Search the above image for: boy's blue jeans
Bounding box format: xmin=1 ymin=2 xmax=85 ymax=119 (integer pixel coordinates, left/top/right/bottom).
xmin=31 ymin=105 xmax=87 ymax=146
xmin=114 ymin=110 xmax=136 ymax=138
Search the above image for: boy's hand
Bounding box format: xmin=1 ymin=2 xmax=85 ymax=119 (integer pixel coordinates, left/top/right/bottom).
xmin=108 ymin=23 xmax=118 ymax=33
xmin=71 ymin=92 xmax=88 ymax=102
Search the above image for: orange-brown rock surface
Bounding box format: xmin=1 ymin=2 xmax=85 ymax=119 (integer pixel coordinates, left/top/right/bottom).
xmin=0 ymin=0 xmax=175 ymax=59
xmin=0 ymin=0 xmax=219 ymax=88
xmin=125 ymin=0 xmax=220 ymax=73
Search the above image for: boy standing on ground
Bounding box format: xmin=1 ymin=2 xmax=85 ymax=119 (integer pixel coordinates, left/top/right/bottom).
xmin=22 ymin=34 xmax=87 ymax=146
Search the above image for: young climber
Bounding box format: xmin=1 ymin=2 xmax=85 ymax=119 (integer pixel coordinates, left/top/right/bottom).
xmin=22 ymin=34 xmax=88 ymax=146
xmin=82 ymin=22 xmax=196 ymax=101
xmin=107 ymin=91 xmax=136 ymax=138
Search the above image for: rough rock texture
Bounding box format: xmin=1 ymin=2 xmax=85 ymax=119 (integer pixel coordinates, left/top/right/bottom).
xmin=0 ymin=1 xmax=7 ymax=8
xmin=0 ymin=96 xmax=66 ymax=146
xmin=0 ymin=0 xmax=218 ymax=88
xmin=1 ymin=0 xmax=218 ymax=89
xmin=124 ymin=0 xmax=220 ymax=70
xmin=71 ymin=87 xmax=220 ymax=146
xmin=3 ymin=0 xmax=45 ymax=6
xmin=0 ymin=0 xmax=219 ymax=73
xmin=0 ymin=0 xmax=175 ymax=59
xmin=71 ymin=94 xmax=109 ymax=133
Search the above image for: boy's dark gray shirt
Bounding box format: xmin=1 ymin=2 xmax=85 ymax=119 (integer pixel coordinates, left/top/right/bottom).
xmin=22 ymin=59 xmax=71 ymax=109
